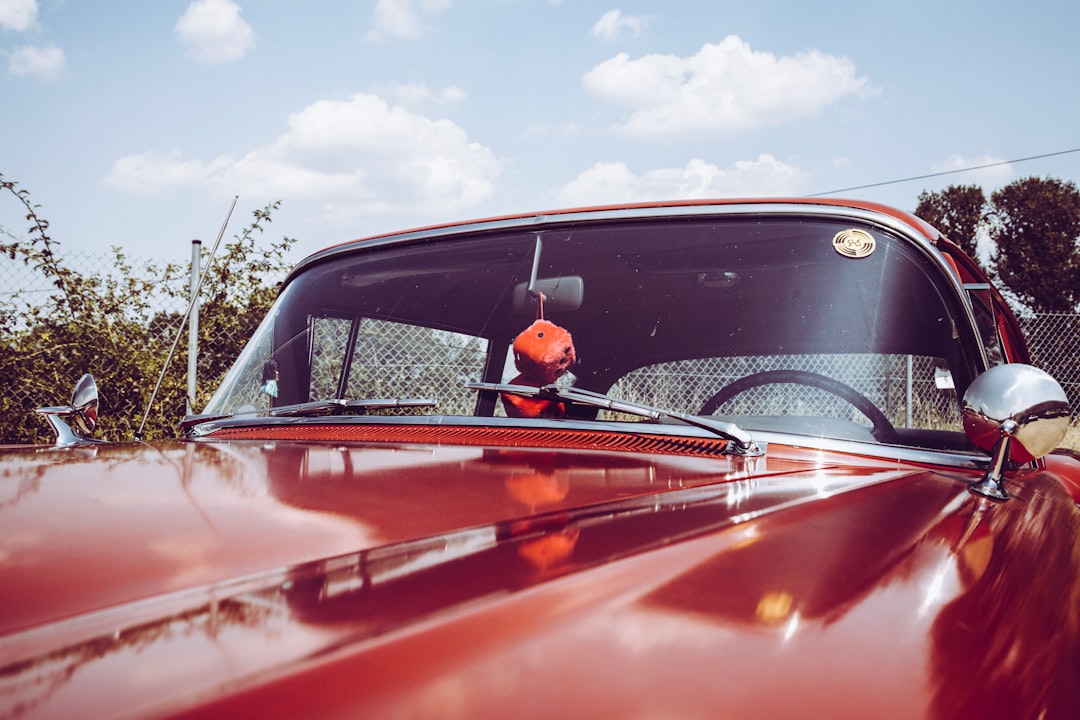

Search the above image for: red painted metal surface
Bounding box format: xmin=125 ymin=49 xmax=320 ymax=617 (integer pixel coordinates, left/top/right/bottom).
xmin=0 ymin=436 xmax=797 ymax=636
xmin=329 ymin=197 xmax=942 ymax=249
xmin=1 ymin=433 xmax=1077 ymax=718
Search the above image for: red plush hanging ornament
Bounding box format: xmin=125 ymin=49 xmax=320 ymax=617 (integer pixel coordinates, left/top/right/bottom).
xmin=501 ymin=292 xmax=576 ymax=418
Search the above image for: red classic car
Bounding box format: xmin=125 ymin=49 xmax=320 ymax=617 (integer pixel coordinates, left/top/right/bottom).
xmin=3 ymin=199 xmax=1078 ymax=719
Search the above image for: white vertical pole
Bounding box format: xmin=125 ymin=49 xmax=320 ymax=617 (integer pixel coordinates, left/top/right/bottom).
xmin=906 ymin=355 xmax=913 ymax=428
xmin=187 ymin=240 xmax=202 ymax=415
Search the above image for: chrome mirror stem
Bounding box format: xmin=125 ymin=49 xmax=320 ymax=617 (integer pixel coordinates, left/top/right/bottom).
xmin=969 ymin=419 xmax=1017 ymax=501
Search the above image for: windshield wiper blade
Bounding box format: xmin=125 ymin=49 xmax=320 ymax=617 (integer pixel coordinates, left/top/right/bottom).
xmin=267 ymin=398 xmax=437 ymax=417
xmin=181 ymin=398 xmax=437 ymax=431
xmin=466 ymin=382 xmax=762 ymax=456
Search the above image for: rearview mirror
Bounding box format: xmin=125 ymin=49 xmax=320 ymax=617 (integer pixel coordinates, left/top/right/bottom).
xmin=513 ymin=276 xmax=584 ymax=314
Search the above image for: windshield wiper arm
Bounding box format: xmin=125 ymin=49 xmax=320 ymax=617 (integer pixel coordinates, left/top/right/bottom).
xmin=181 ymin=398 xmax=437 ymax=431
xmin=466 ymin=382 xmax=762 ymax=456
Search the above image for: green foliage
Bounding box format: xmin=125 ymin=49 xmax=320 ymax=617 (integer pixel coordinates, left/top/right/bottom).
xmin=0 ymin=171 xmax=295 ymax=444
xmin=188 ymin=201 xmax=296 ymax=411
xmin=989 ymin=177 xmax=1080 ymax=312
xmin=914 ymin=184 xmax=987 ymax=262
xmin=913 ymin=177 xmax=1080 ymax=313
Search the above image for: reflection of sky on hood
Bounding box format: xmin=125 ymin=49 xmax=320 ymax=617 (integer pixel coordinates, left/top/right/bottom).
xmin=0 ymin=441 xmax=381 ymax=636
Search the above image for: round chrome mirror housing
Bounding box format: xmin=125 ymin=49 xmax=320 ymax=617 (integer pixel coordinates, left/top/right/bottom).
xmin=34 ymin=373 xmax=102 ymax=447
xmin=962 ymin=364 xmax=1070 ymax=463
xmin=71 ymin=373 xmax=100 ymax=435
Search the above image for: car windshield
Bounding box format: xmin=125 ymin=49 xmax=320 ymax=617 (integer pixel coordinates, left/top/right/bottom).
xmin=203 ymin=214 xmax=981 ymax=450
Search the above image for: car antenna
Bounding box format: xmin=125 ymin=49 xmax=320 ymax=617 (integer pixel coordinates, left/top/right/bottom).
xmin=135 ymin=196 xmax=238 ymax=441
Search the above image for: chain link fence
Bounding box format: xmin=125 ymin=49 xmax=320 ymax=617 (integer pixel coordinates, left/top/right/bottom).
xmin=1019 ymin=314 xmax=1080 ymax=412
xmin=3 ymin=250 xmax=210 ymax=438
xmin=3 ymin=251 xmax=1079 ymax=442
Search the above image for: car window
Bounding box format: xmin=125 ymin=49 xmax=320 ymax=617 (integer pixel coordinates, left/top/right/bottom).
xmin=966 ymin=285 xmax=1007 ymax=367
xmin=310 ymin=315 xmax=489 ymax=414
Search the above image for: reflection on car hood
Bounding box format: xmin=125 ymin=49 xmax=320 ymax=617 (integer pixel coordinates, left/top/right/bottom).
xmin=1 ymin=436 xmax=1078 ymax=719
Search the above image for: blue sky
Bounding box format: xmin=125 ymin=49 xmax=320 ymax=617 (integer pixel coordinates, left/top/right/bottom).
xmin=2 ymin=0 xmax=1078 ymax=264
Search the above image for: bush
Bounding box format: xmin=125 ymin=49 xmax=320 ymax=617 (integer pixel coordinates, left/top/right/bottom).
xmin=0 ymin=172 xmax=295 ymax=443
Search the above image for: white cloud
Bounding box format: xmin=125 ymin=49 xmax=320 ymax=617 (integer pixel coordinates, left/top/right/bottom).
xmin=175 ymin=0 xmax=255 ymax=64
xmin=931 ymin=153 xmax=1014 ymax=189
xmin=556 ymin=155 xmax=807 ymax=206
xmin=591 ymin=9 xmax=649 ymax=42
xmin=7 ymin=44 xmax=64 ymax=79
xmin=106 ymin=151 xmax=236 ymax=193
xmin=106 ymin=92 xmax=500 ymax=221
xmin=371 ymin=82 xmax=465 ymax=110
xmin=583 ymin=35 xmax=874 ymax=136
xmin=0 ymin=0 xmax=37 ymax=32
xmin=367 ymin=0 xmax=452 ymax=41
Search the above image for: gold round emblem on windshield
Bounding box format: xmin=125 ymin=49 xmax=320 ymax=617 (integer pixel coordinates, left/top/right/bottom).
xmin=832 ymin=228 xmax=877 ymax=258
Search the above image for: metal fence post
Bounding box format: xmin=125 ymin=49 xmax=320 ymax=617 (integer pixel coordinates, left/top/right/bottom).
xmin=906 ymin=355 xmax=913 ymax=428
xmin=186 ymin=240 xmax=202 ymax=415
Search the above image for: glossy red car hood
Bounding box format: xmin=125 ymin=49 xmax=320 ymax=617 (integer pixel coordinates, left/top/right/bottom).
xmin=1 ymin=435 xmax=1077 ymax=719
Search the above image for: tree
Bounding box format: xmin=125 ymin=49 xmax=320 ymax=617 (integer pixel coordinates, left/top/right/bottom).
xmin=914 ymin=184 xmax=987 ymax=262
xmin=989 ymin=177 xmax=1080 ymax=312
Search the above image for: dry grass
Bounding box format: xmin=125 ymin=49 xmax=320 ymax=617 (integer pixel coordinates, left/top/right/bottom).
xmin=1062 ymin=420 xmax=1080 ymax=452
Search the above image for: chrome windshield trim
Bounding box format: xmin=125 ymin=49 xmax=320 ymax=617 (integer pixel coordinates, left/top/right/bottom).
xmin=744 ymin=428 xmax=987 ymax=470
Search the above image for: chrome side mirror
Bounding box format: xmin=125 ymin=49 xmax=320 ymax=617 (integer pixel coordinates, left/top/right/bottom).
xmin=962 ymin=364 xmax=1071 ymax=500
xmin=35 ymin=373 xmax=102 ymax=447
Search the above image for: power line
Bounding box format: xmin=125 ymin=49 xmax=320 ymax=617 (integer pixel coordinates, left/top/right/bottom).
xmin=808 ymin=147 xmax=1080 ymax=197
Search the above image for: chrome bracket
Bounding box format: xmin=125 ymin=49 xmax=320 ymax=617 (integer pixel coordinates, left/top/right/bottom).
xmin=969 ymin=419 xmax=1017 ymax=501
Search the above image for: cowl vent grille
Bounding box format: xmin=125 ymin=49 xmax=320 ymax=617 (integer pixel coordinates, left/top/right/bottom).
xmin=204 ymin=424 xmax=731 ymax=458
